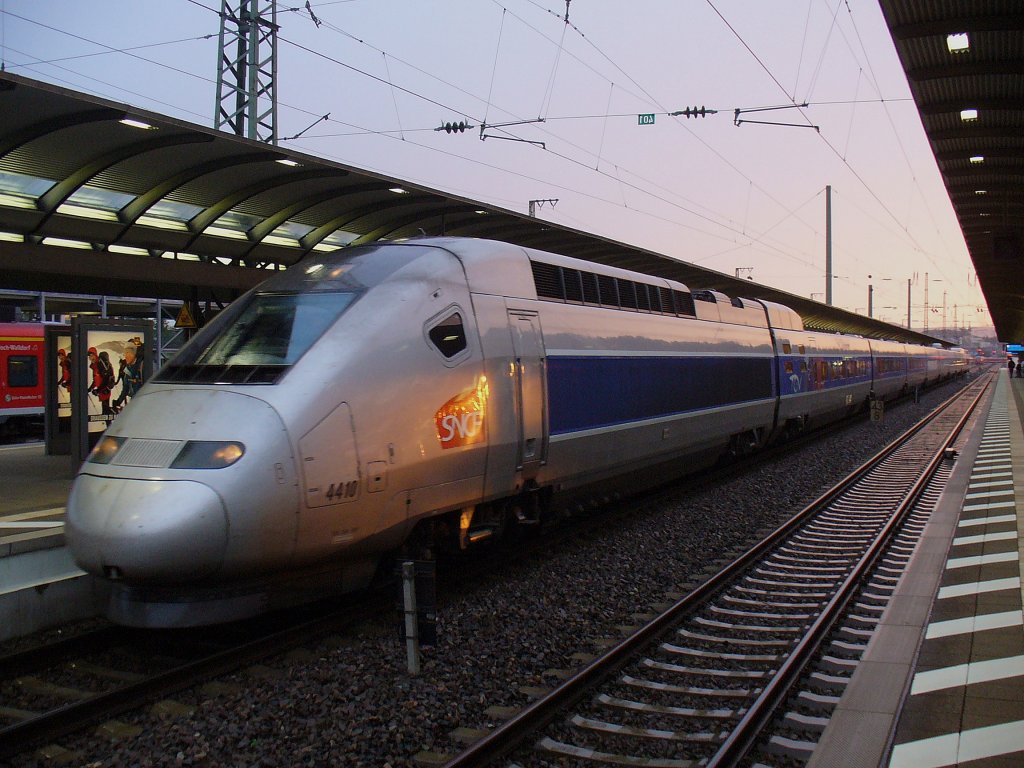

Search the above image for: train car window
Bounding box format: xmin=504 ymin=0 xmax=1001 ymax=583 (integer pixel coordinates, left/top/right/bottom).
xmin=618 ymin=280 xmax=639 ymax=310
xmin=672 ymin=290 xmax=696 ymax=317
xmin=582 ymin=272 xmax=601 ymax=305
xmin=782 ymin=342 xmax=792 ymax=354
xmin=800 ymin=361 xmax=808 ymax=372
xmin=597 ymin=274 xmax=618 ymax=308
xmin=636 ymin=283 xmax=652 ymax=312
xmin=657 ymin=287 xmax=673 ymax=315
xmin=798 ymin=345 xmax=805 ymax=354
xmin=427 ymin=312 xmax=468 ymax=358
xmin=530 ymin=261 xmax=562 ymax=300
xmin=693 ymin=290 xmax=716 ymax=303
xmin=563 ymin=268 xmax=584 ymax=303
xmin=784 ymin=361 xmax=794 ymax=374
xmin=8 ymin=355 xmax=38 ymax=387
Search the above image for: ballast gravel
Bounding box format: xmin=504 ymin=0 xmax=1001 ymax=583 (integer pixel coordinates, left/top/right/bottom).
xmin=9 ymin=377 xmax=975 ymax=768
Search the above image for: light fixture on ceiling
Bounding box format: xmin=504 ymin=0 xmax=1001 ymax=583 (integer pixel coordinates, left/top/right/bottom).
xmin=960 ymin=108 xmax=978 ymax=122
xmin=119 ymin=118 xmax=155 ymax=130
xmin=946 ymin=33 xmax=969 ymax=54
xmin=970 ymin=155 xmax=984 ymax=164
xmin=42 ymin=236 xmax=93 ymax=249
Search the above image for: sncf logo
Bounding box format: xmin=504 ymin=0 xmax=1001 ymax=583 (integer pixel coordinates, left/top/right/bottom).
xmin=435 ymin=377 xmax=488 ymax=449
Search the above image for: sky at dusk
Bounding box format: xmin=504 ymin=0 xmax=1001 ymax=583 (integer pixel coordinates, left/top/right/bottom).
xmin=0 ymin=0 xmax=990 ymax=334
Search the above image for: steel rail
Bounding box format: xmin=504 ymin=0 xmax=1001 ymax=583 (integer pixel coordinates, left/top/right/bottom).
xmin=0 ymin=596 xmax=383 ymax=760
xmin=442 ymin=373 xmax=992 ymax=768
xmin=705 ymin=374 xmax=989 ymax=766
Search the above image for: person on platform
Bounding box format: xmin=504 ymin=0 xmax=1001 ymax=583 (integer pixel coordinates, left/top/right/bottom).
xmin=113 ymin=343 xmax=142 ymax=413
xmin=57 ymin=348 xmax=71 ymax=394
xmin=89 ymin=349 xmax=116 ymax=416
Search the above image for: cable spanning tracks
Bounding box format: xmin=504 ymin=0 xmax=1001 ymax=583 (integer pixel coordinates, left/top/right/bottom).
xmin=0 ymin=596 xmax=383 ymax=761
xmin=445 ymin=373 xmax=993 ymax=768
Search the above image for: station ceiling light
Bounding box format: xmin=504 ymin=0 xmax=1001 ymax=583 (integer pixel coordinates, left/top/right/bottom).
xmin=946 ymin=33 xmax=970 ymax=54
xmin=119 ymin=118 xmax=155 ymax=130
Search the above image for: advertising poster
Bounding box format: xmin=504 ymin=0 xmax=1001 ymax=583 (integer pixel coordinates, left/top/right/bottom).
xmin=56 ymin=334 xmax=72 ymax=420
xmin=84 ymin=330 xmax=145 ymax=436
xmin=71 ymin=318 xmax=152 ymax=463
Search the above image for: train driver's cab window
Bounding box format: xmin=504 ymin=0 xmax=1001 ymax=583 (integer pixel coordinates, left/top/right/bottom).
xmin=428 ymin=312 xmax=468 ymax=359
xmin=8 ymin=355 xmax=38 ymax=388
xmin=194 ymin=291 xmax=357 ymax=366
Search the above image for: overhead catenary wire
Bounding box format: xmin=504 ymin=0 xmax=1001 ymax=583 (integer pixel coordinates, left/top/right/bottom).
xmin=0 ymin=2 xmax=843 ymax=275
xmin=0 ymin=2 xmax=979 ymax=312
xmin=705 ymin=0 xmax=961 ymax=293
xmin=277 ymin=0 xmax=853 ymax=270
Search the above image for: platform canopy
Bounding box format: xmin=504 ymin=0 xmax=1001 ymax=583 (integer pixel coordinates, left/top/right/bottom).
xmin=879 ymin=1 xmax=1024 ymax=343
xmin=0 ymin=71 xmax=951 ymax=346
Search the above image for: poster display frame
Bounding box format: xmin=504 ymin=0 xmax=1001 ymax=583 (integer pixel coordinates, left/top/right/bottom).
xmin=43 ymin=324 xmax=72 ymax=455
xmin=70 ymin=317 xmax=154 ymax=465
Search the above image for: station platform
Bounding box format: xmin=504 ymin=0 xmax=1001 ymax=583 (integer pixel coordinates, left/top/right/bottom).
xmin=811 ymin=370 xmax=1024 ymax=768
xmin=0 ymin=444 xmax=104 ymax=642
xmin=0 ymin=374 xmax=1022 ymax=766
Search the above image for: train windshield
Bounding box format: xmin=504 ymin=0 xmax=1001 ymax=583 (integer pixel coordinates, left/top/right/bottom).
xmin=155 ymin=242 xmax=433 ymax=385
xmin=194 ymin=291 xmax=355 ymax=367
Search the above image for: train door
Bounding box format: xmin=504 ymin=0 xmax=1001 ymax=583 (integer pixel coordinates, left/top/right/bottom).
xmin=508 ymin=310 xmax=547 ymax=477
xmin=296 ymin=402 xmax=362 ymax=553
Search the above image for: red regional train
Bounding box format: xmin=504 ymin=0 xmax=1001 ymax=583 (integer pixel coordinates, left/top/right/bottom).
xmin=0 ymin=322 xmax=45 ymax=433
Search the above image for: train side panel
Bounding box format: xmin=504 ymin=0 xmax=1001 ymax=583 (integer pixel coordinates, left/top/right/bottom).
xmin=275 ymin=247 xmax=491 ymax=560
xmin=773 ymin=331 xmax=873 ymax=428
xmin=534 ymin=301 xmax=776 ymax=491
xmin=0 ymin=322 xmax=44 ymax=425
xmin=869 ymin=339 xmax=910 ymax=400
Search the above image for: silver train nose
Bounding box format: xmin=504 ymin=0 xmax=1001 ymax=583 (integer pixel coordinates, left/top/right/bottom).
xmin=67 ymin=476 xmax=228 ymax=583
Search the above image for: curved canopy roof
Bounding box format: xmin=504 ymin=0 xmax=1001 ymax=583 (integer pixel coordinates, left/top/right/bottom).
xmin=0 ymin=71 xmax=951 ymax=346
xmin=879 ymin=1 xmax=1024 ymax=343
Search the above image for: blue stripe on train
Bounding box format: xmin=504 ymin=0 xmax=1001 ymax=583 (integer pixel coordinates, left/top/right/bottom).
xmin=547 ymin=355 xmax=774 ymax=435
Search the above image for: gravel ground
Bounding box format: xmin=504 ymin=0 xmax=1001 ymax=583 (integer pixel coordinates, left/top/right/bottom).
xmin=9 ymin=376 xmax=977 ymax=768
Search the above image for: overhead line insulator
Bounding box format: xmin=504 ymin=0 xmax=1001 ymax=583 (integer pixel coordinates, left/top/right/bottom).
xmin=435 ymin=120 xmax=474 ymax=134
xmin=671 ymin=106 xmax=715 ymax=118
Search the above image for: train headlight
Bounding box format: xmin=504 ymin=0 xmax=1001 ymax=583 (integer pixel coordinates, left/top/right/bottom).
xmin=171 ymin=441 xmax=246 ymax=469
xmin=87 ymin=435 xmax=126 ymax=464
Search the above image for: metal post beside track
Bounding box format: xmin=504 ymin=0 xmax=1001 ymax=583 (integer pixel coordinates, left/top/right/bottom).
xmin=402 ymin=561 xmax=420 ymax=675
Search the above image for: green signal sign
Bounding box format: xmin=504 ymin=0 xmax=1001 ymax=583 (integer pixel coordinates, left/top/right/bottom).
xmin=638 ymin=113 xmax=656 ymax=125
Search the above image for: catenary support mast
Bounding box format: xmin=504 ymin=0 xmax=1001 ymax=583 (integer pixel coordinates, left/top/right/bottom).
xmin=214 ymin=0 xmax=279 ymax=143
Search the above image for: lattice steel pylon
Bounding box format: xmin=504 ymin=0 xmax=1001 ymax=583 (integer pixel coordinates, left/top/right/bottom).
xmin=214 ymin=0 xmax=278 ymax=143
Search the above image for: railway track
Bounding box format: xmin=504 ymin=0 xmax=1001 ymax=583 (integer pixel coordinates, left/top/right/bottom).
xmin=0 ymin=596 xmax=381 ymax=760
xmin=0 ymin=376 xmax=980 ymax=763
xmin=444 ymin=372 xmax=992 ymax=767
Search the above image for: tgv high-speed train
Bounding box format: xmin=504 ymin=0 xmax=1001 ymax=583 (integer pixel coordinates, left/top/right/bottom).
xmin=65 ymin=238 xmax=968 ymax=626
